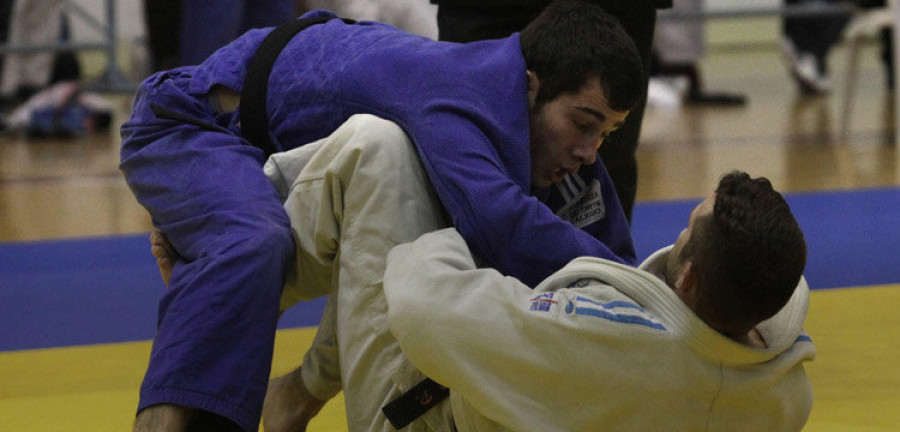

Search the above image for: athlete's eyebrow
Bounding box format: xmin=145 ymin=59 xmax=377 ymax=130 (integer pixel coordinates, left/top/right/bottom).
xmin=575 ymin=106 xmax=625 ymax=129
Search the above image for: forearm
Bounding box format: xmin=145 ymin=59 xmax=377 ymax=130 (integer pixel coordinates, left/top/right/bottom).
xmin=385 ymin=228 xmax=572 ymax=429
xmin=384 ymin=228 xmax=525 ymax=383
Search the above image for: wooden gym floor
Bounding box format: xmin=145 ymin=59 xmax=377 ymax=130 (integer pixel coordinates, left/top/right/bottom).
xmin=1 ymin=40 xmax=898 ymax=430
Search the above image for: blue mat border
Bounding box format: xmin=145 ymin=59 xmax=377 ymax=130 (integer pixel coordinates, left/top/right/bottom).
xmin=1 ymin=186 xmax=896 ymax=352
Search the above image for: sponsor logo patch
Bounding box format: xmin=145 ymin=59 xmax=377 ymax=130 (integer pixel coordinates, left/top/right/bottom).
xmin=555 ymin=177 xmax=605 ymax=228
xmin=528 ymin=292 xmax=557 ymax=313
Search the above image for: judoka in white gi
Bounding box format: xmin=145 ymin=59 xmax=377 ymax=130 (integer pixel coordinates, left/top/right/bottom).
xmin=383 ymin=195 xmax=814 ymax=432
xmin=152 ymin=114 xmax=815 ymax=432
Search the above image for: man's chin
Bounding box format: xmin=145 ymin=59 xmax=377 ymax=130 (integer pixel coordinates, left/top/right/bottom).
xmin=532 ymin=179 xmax=553 ymax=188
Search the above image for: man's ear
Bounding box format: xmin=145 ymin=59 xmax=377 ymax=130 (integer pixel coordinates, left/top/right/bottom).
xmin=526 ymin=70 xmax=540 ymax=107
xmin=674 ymin=261 xmax=699 ymax=309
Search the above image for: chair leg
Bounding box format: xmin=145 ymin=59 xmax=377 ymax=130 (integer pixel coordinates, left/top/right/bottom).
xmin=840 ymin=35 xmax=863 ymax=140
xmin=892 ymin=0 xmax=900 ymax=145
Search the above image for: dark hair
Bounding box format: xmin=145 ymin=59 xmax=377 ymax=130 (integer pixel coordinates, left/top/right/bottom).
xmin=683 ymin=171 xmax=807 ymax=336
xmin=519 ymin=0 xmax=643 ymax=111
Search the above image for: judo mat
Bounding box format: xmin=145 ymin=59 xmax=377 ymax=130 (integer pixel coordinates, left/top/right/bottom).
xmin=1 ymin=186 xmax=898 ymax=431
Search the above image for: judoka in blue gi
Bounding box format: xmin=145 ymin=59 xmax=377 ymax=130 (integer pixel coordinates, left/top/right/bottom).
xmin=122 ymin=1 xmax=644 ymax=430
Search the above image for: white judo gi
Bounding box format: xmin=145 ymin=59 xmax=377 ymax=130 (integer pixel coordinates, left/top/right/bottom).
xmin=265 ymin=114 xmax=815 ymax=432
xmin=384 ymin=228 xmax=816 ymax=432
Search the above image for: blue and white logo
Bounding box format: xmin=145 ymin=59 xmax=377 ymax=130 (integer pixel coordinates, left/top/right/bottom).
xmin=570 ymin=296 xmax=666 ymax=330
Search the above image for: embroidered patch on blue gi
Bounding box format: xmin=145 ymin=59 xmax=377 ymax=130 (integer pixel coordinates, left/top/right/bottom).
xmin=528 ymin=292 xmax=558 ymax=313
xmin=570 ymin=296 xmax=666 ymax=330
xmin=555 ymin=176 xmax=605 ymax=229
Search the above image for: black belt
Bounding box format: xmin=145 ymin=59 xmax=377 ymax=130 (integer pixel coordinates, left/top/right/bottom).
xmin=240 ymin=15 xmax=354 ymax=158
xmin=243 ymin=15 xmax=450 ymax=430
xmin=382 ymin=377 xmax=451 ymax=430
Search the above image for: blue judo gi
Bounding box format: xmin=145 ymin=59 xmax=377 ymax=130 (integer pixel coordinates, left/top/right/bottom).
xmin=120 ymin=10 xmax=636 ymax=430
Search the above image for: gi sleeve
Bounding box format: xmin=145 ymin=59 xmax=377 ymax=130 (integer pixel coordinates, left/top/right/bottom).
xmin=384 ymin=228 xmax=604 ymax=431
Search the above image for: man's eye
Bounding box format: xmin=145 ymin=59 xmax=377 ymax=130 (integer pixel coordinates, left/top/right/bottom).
xmin=574 ymin=121 xmax=593 ymax=132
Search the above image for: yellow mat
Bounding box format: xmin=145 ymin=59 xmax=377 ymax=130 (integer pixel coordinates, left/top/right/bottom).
xmin=2 ymin=285 xmax=898 ymax=431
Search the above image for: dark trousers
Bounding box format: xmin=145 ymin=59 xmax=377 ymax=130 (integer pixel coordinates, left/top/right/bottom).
xmin=436 ymin=2 xmax=658 ymax=222
xmin=143 ymin=0 xmax=183 ymax=72
xmin=0 ymin=0 xmax=13 ymax=82
xmin=782 ymin=0 xmax=850 ymax=73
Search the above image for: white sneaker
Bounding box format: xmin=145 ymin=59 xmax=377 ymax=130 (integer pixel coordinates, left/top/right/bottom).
xmin=647 ymin=78 xmax=684 ymax=109
xmin=794 ymin=54 xmax=831 ymax=95
xmin=780 ymin=38 xmax=830 ymax=95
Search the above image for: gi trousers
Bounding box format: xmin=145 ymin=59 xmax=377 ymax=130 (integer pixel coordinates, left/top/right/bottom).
xmin=265 ymin=114 xmax=454 ymax=431
xmin=120 ymin=70 xmax=293 ymax=431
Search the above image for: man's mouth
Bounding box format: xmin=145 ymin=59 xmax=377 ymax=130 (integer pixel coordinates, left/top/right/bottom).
xmin=552 ymin=168 xmax=571 ymax=183
xmin=553 ymin=166 xmax=579 ymax=182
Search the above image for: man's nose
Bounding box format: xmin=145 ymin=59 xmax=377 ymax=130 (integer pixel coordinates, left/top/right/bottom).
xmin=573 ymin=140 xmax=600 ymax=164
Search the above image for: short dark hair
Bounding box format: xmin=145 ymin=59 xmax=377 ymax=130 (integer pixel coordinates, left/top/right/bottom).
xmin=519 ymin=0 xmax=643 ymax=111
xmin=683 ymin=171 xmax=807 ymax=335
